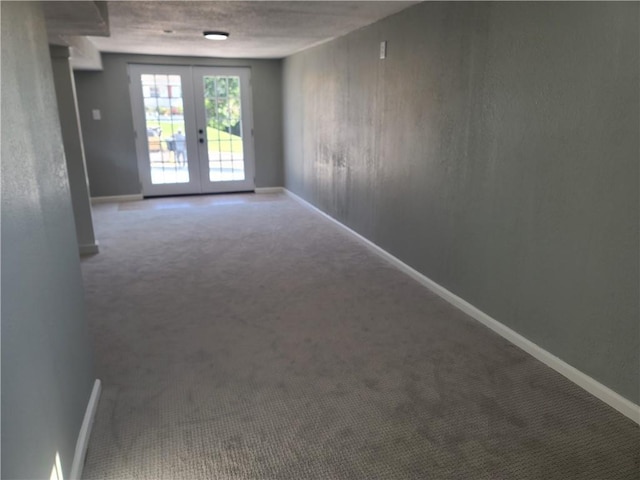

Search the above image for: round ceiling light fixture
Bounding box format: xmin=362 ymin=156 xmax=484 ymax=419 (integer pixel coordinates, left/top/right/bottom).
xmin=203 ymin=31 xmax=229 ymax=41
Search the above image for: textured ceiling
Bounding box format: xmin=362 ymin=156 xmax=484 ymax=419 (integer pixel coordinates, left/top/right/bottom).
xmin=44 ymin=1 xmax=109 ymax=37
xmin=87 ymin=1 xmax=418 ymax=59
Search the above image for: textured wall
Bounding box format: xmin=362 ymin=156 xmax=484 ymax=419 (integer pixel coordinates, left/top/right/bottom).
xmin=283 ymin=2 xmax=639 ymax=402
xmin=1 ymin=3 xmax=96 ymax=479
xmin=51 ymin=45 xmax=98 ymax=252
xmin=75 ymin=54 xmax=283 ymax=196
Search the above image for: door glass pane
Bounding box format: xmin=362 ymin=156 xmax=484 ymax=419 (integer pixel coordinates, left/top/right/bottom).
xmin=141 ymin=74 xmax=189 ymax=184
xmin=203 ymin=76 xmax=245 ymax=182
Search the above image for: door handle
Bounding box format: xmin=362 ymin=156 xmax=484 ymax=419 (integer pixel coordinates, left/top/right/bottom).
xmin=199 ymin=138 xmax=204 ymax=144
xmin=198 ymin=129 xmax=204 ymax=134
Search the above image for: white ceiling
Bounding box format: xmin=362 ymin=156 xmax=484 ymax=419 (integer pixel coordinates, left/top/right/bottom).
xmin=44 ymin=1 xmax=110 ymax=37
xmin=87 ymin=1 xmax=419 ymax=59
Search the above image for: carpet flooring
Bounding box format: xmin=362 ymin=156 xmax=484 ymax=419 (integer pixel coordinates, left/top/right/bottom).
xmin=81 ymin=193 xmax=639 ymax=479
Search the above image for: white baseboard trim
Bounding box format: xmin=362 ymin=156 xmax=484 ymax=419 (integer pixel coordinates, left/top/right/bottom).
xmin=91 ymin=194 xmax=143 ymax=204
xmin=283 ymin=189 xmax=640 ymax=424
xmin=79 ymin=242 xmax=99 ymax=256
xmin=70 ymin=379 xmax=102 ymax=480
xmin=255 ymin=187 xmax=284 ymax=194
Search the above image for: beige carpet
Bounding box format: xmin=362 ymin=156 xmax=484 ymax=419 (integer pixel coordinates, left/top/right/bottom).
xmin=81 ymin=193 xmax=639 ymax=479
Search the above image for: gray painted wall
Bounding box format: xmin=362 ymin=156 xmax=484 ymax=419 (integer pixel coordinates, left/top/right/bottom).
xmin=51 ymin=45 xmax=98 ymax=253
xmin=75 ymin=54 xmax=283 ymax=196
xmin=283 ymin=2 xmax=639 ymax=403
xmin=1 ymin=3 xmax=96 ymax=479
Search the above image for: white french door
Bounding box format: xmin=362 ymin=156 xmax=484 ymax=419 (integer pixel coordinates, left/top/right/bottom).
xmin=129 ymin=64 xmax=255 ymax=196
xmin=192 ymin=67 xmax=255 ymax=193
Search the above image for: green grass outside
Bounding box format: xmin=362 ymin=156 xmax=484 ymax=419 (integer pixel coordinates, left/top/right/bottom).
xmin=146 ymin=120 xmax=243 ymax=154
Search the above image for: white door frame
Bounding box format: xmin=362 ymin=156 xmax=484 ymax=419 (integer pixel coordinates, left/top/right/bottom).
xmin=128 ymin=64 xmax=256 ymax=197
